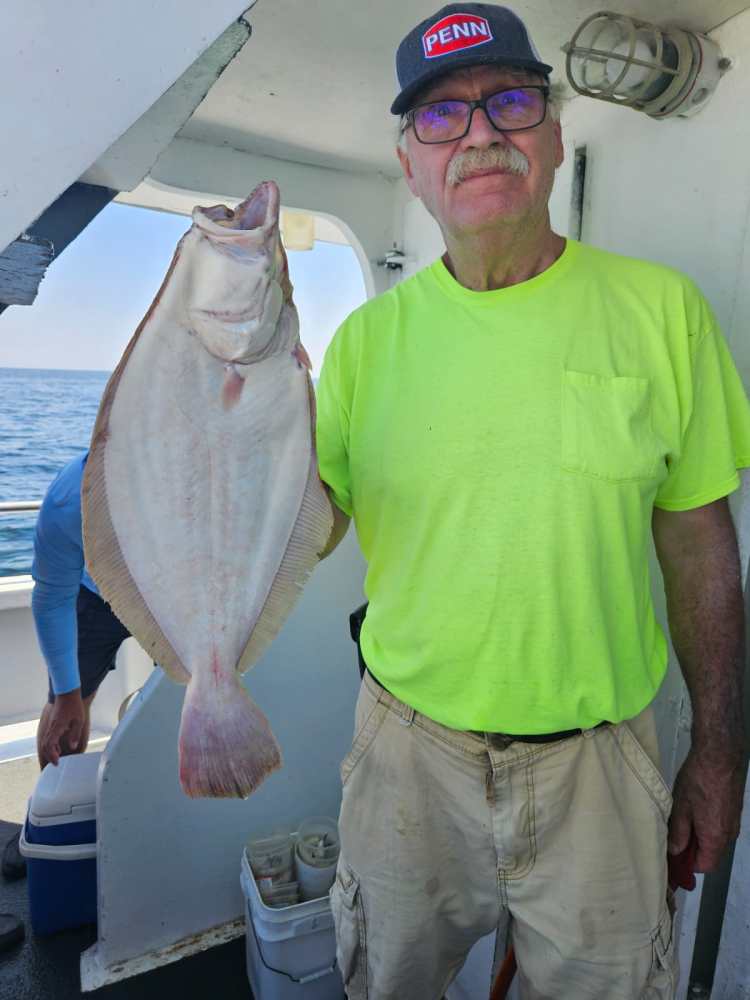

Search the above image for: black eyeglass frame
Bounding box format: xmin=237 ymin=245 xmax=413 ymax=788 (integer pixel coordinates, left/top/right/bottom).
xmin=402 ymin=85 xmax=551 ymax=145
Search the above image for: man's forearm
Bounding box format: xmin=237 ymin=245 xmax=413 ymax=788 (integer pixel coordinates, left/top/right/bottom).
xmin=654 ymin=502 xmax=745 ymax=757
xmin=664 ymin=560 xmax=745 ymax=758
xmin=31 ymin=581 xmax=81 ymax=695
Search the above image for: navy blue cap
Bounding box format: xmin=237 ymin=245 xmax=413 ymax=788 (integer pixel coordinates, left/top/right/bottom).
xmin=391 ymin=3 xmax=553 ymax=115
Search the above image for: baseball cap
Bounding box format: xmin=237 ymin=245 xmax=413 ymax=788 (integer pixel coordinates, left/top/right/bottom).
xmin=391 ymin=3 xmax=553 ymax=115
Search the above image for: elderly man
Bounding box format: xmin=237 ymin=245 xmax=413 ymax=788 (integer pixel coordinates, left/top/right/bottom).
xmin=316 ymin=3 xmax=750 ymax=998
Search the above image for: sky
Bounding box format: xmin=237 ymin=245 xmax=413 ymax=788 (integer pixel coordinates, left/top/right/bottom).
xmin=0 ymin=202 xmax=367 ymax=377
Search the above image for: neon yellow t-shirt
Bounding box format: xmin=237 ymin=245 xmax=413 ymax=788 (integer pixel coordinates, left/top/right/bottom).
xmin=315 ymin=239 xmax=750 ymax=732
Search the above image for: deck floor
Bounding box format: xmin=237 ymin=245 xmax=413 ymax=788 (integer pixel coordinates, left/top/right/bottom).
xmin=0 ymin=754 xmax=254 ymax=1000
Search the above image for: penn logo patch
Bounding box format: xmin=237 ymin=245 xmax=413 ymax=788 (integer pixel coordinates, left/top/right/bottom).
xmin=422 ymin=13 xmax=493 ymax=59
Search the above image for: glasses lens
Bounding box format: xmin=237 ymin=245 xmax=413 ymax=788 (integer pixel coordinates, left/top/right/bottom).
xmin=413 ymin=101 xmax=469 ymax=143
xmin=485 ymin=88 xmax=546 ymax=130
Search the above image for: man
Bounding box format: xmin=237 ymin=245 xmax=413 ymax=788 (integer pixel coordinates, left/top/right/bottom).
xmin=316 ymin=4 xmax=750 ymax=998
xmin=1 ymin=451 xmax=130 ymax=881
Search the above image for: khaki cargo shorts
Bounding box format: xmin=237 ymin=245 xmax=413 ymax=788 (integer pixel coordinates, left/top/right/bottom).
xmin=330 ymin=671 xmax=676 ymax=1000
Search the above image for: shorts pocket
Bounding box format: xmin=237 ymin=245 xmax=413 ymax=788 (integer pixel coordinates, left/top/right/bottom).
xmin=330 ymin=863 xmax=368 ymax=997
xmin=340 ymin=690 xmax=388 ymax=787
xmin=561 ymin=370 xmax=661 ymax=483
xmin=643 ymin=906 xmax=676 ymax=998
xmin=616 ymin=723 xmax=674 ymax=826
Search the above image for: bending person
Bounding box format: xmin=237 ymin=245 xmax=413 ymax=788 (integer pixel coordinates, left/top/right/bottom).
xmin=1 ymin=452 xmax=130 ymax=882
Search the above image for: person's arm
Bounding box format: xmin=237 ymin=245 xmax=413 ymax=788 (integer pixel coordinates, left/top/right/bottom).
xmin=31 ymin=466 xmax=88 ymax=764
xmin=32 ymin=581 xmax=86 ymax=765
xmin=32 ymin=580 xmax=81 ymax=695
xmin=319 ymin=498 xmax=351 ymax=559
xmin=652 ymin=497 xmax=746 ymax=872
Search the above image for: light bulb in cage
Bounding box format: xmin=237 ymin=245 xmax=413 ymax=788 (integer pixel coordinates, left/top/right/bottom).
xmin=562 ymin=12 xmax=731 ymax=120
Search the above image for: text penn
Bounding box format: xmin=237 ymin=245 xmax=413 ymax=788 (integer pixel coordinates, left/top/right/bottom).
xmin=422 ymin=14 xmax=494 ymax=59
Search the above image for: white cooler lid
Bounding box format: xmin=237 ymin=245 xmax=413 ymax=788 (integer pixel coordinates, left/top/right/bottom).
xmin=28 ymin=751 xmax=101 ymax=826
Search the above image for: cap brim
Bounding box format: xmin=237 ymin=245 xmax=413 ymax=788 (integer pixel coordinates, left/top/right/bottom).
xmin=390 ymin=55 xmax=553 ymax=115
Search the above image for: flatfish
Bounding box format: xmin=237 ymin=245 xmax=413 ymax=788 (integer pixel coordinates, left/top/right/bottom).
xmin=82 ymin=181 xmax=333 ymax=798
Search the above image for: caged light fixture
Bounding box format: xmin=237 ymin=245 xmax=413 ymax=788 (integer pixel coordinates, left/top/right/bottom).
xmin=562 ymin=11 xmax=732 ymax=120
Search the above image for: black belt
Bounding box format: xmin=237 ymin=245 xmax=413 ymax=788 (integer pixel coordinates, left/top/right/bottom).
xmin=471 ymin=720 xmax=610 ymax=748
xmin=364 ymin=667 xmax=610 ymax=747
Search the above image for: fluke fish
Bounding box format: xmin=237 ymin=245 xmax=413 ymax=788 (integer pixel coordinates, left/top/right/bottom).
xmin=82 ymin=181 xmax=333 ymax=798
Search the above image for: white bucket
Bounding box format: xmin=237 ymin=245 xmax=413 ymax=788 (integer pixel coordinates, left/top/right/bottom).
xmin=240 ymin=850 xmax=344 ymax=1000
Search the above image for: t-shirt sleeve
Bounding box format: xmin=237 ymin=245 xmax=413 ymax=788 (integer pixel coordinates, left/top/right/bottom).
xmin=654 ymin=326 xmax=750 ymax=511
xmin=315 ymin=331 xmax=354 ymax=517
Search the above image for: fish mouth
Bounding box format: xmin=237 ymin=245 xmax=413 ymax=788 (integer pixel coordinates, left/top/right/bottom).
xmin=197 ymin=307 xmax=263 ymax=325
xmin=192 ymin=182 xmax=280 ymax=237
xmin=233 ymin=182 xmax=280 ymax=230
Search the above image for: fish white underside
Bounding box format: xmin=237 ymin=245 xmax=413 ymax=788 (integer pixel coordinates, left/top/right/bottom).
xmin=82 ymin=180 xmax=334 ymax=798
xmin=100 ymin=310 xmax=315 ymax=681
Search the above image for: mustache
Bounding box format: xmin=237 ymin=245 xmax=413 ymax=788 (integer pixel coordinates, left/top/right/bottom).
xmin=447 ymin=144 xmax=530 ymax=186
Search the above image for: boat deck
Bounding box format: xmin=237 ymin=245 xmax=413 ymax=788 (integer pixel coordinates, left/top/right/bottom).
xmin=0 ymin=755 xmax=254 ymax=1000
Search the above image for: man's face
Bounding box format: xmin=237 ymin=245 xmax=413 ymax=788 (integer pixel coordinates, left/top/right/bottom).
xmin=397 ymin=65 xmax=564 ymax=240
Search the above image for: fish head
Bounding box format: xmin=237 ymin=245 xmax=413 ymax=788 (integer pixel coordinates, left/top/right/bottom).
xmin=186 ymin=181 xmax=292 ymax=364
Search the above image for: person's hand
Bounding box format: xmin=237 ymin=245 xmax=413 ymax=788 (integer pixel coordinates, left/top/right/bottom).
xmin=41 ymin=690 xmax=86 ymax=766
xmin=668 ymin=746 xmax=746 ymax=872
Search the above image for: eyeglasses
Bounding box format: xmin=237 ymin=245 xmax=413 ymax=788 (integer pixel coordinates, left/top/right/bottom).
xmin=403 ymin=85 xmax=550 ymax=144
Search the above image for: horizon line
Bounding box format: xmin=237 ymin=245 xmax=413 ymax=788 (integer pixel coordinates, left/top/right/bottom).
xmin=0 ymin=364 xmax=112 ymax=374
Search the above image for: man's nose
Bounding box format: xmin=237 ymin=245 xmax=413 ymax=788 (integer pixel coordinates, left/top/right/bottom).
xmin=462 ymin=105 xmax=500 ymax=146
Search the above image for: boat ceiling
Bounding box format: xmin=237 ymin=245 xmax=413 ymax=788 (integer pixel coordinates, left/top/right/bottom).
xmin=179 ymin=0 xmax=748 ymax=179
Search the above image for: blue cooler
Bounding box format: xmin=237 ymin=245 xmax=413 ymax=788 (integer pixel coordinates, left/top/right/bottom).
xmin=19 ymin=751 xmax=100 ymax=935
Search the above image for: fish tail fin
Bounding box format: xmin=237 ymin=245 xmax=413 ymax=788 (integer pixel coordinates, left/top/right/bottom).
xmin=178 ymin=672 xmax=282 ymax=798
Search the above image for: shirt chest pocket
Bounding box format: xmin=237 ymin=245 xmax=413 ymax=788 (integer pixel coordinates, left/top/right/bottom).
xmin=561 ymin=370 xmax=661 ymax=483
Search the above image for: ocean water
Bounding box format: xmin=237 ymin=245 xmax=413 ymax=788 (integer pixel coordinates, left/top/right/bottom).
xmin=0 ymin=367 xmax=110 ymax=576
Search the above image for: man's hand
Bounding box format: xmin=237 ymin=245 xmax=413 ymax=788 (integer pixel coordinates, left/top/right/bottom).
xmin=41 ymin=689 xmax=86 ymax=766
xmin=319 ymin=496 xmax=350 ymax=559
xmin=669 ymin=746 xmax=746 ymax=872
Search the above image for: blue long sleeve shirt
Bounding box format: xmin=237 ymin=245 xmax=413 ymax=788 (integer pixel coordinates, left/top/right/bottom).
xmin=31 ymin=452 xmax=99 ymax=695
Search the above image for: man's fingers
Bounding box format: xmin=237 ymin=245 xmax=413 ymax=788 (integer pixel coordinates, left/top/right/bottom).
xmin=45 ymin=735 xmax=61 ymax=766
xmin=693 ymin=820 xmax=735 ymax=873
xmin=45 ymin=715 xmax=72 ymax=766
xmin=667 ymin=802 xmax=692 ymax=856
xmin=67 ymin=717 xmax=83 ymax=752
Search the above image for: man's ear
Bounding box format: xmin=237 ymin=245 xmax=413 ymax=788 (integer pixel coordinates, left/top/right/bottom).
xmin=553 ymin=120 xmax=564 ymax=170
xmin=397 ymin=142 xmax=420 ymax=199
